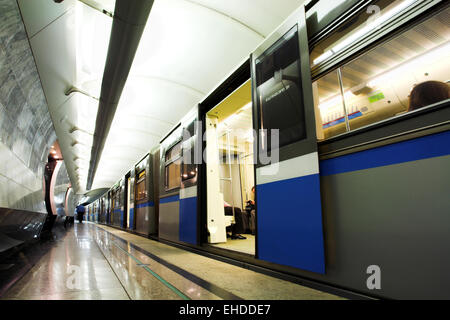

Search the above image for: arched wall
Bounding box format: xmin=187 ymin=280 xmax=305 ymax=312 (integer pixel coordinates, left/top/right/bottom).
xmin=0 ymin=0 xmax=70 ymax=217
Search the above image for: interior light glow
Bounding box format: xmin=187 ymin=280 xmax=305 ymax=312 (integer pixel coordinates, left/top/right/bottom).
xmin=75 ymin=1 xmax=112 ymax=90
xmin=313 ymin=50 xmax=333 ymax=66
xmin=69 ymin=1 xmax=113 ymax=193
xmin=368 ymin=42 xmax=450 ymax=88
xmin=319 ymin=91 xmax=355 ymax=110
xmin=319 ymin=41 xmax=449 ymax=114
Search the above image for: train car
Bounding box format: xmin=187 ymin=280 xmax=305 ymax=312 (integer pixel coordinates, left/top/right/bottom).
xmin=87 ymin=0 xmax=450 ymax=299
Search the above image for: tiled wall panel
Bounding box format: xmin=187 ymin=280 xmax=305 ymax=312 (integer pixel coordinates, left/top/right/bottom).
xmin=0 ymin=0 xmax=70 ymax=214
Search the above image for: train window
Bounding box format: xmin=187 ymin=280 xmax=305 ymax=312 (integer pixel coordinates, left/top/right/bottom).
xmin=255 ymin=26 xmax=306 ymax=152
xmin=166 ymin=143 xmax=182 ymax=162
xmin=314 ymin=69 xmax=348 ymax=139
xmin=182 ymin=132 xmax=197 ymax=181
xmin=165 ymin=142 xmax=182 ymax=190
xmin=166 ymin=161 xmax=181 ymax=190
xmin=136 ymin=173 xmax=147 ymax=201
xmin=313 ymin=6 xmax=450 ymax=138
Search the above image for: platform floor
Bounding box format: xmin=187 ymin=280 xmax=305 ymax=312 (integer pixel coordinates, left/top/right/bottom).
xmin=1 ymin=223 xmax=344 ymax=300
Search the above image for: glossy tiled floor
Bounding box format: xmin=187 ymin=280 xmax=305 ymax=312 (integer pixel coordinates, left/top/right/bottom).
xmin=2 ymin=223 xmax=345 ymax=300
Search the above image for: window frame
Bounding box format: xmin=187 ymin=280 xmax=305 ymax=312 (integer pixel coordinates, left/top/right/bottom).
xmin=164 ymin=140 xmax=182 ymax=191
xmin=135 ymin=170 xmax=147 ymax=201
xmin=254 ymin=26 xmax=308 ymax=153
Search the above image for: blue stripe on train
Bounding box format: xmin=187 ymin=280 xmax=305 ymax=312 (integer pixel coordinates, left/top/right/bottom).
xmin=320 ymin=130 xmax=450 ymax=176
xmin=322 ymin=111 xmax=363 ymax=129
xmin=257 ymin=173 xmax=325 ymax=274
xmin=136 ymin=201 xmax=154 ymax=209
xmin=160 ymin=195 xmax=180 ymax=204
xmin=179 ymin=196 xmax=197 ymax=245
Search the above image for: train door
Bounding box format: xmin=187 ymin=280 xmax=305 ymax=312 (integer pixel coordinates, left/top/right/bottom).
xmin=179 ymin=116 xmax=199 ymax=245
xmin=112 ymin=185 xmax=122 ymax=227
xmin=94 ymin=201 xmax=97 ymax=222
xmin=250 ymin=5 xmax=325 ymax=273
xmin=159 ymin=133 xmax=182 ymax=242
xmin=135 ymin=155 xmax=156 ymax=236
xmin=204 ymin=80 xmax=256 ymax=255
xmin=120 ymin=179 xmax=126 ymax=228
xmin=127 ymin=176 xmax=131 ymax=229
xmin=106 ymin=191 xmax=111 ymax=224
xmin=110 ymin=189 xmax=115 ymax=225
xmin=115 ymin=187 xmax=120 ymax=226
xmin=101 ymin=197 xmax=105 ymax=223
xmin=129 ymin=167 xmax=136 ymax=231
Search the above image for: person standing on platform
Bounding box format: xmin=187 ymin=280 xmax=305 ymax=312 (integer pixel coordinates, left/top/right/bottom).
xmin=76 ymin=204 xmax=86 ymax=223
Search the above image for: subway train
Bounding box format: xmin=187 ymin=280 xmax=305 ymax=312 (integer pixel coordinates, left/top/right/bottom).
xmin=85 ymin=0 xmax=450 ymax=299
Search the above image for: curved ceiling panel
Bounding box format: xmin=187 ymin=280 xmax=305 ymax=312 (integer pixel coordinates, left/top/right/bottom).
xmin=130 ymin=0 xmax=264 ymax=92
xmin=186 ymin=0 xmax=306 ymax=37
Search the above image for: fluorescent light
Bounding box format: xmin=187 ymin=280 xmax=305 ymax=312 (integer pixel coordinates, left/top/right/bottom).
xmin=368 ymin=41 xmax=450 ymax=88
xmin=319 ymin=91 xmax=355 ymax=110
xmin=313 ymin=50 xmax=333 ymax=66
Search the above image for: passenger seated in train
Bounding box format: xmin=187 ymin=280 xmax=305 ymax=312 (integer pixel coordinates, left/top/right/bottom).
xmin=409 ymin=81 xmax=450 ymax=112
xmin=244 ymin=186 xmax=256 ymax=236
xmin=224 ymin=201 xmax=246 ymax=240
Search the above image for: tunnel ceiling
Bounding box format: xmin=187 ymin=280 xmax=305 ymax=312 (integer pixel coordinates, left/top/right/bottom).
xmin=18 ymin=0 xmax=306 ymax=194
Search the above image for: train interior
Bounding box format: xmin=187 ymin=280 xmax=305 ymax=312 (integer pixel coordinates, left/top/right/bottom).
xmin=311 ymin=4 xmax=450 ymax=139
xmin=205 ymin=80 xmax=256 ymax=255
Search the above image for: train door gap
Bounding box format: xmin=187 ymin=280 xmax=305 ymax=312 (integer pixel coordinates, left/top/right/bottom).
xmin=204 ymin=79 xmax=256 ymax=256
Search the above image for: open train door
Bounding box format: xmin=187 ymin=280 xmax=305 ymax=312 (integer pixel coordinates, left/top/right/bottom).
xmin=250 ymin=5 xmax=325 ymax=274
